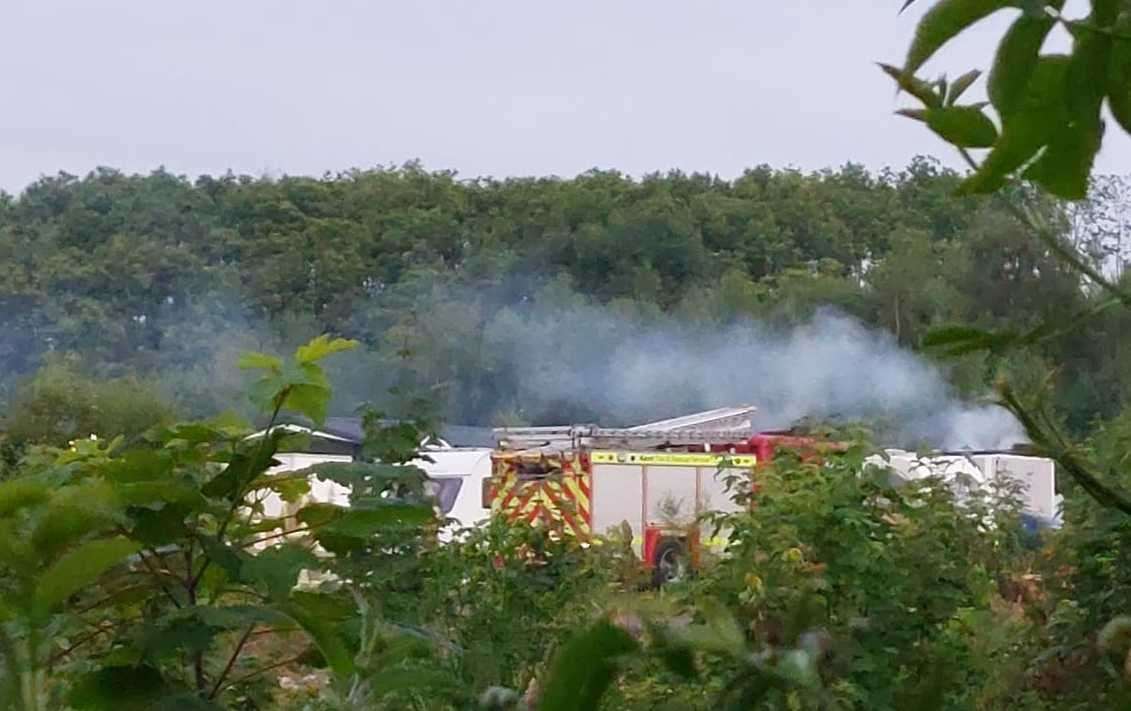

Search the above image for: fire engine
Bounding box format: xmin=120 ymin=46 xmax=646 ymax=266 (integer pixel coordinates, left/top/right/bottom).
xmin=486 ymin=407 xmax=846 ymax=585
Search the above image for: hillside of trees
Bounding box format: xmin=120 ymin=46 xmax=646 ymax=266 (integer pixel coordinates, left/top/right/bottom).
xmin=2 ymin=159 xmax=1129 ymax=445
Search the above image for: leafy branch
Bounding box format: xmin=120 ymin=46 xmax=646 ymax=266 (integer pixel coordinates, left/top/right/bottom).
xmin=998 ymin=380 xmax=1131 ymax=516
xmin=887 ymin=0 xmax=1131 ymax=517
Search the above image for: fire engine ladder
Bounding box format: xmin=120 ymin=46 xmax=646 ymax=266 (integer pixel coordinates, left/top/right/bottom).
xmin=493 ymin=406 xmax=757 ymax=451
xmin=587 ymin=426 xmax=754 ymax=451
xmin=493 ymin=427 xmax=758 ymax=453
xmin=629 ymin=405 xmax=756 ymax=432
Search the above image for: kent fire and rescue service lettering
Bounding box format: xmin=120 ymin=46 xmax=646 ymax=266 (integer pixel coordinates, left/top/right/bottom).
xmin=590 ymin=451 xmax=757 ymax=467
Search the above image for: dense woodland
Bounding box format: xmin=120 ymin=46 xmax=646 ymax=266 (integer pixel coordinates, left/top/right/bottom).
xmin=2 ymin=160 xmax=1130 ymax=445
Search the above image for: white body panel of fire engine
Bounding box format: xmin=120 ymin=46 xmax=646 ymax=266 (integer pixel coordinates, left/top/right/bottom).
xmin=588 ymin=453 xmax=752 ymax=557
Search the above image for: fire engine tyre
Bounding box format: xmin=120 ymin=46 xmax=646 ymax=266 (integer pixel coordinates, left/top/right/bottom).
xmin=652 ymin=538 xmax=689 ymax=588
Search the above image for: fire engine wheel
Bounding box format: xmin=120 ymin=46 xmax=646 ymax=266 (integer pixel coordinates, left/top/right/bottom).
xmin=652 ymin=538 xmax=689 ymax=588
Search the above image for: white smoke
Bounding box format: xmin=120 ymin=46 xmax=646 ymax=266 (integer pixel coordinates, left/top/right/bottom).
xmin=482 ymin=301 xmax=1024 ymax=451
xmin=0 ymin=275 xmax=1028 ymax=453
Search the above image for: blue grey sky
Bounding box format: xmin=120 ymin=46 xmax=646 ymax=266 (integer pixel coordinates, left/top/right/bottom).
xmin=2 ymin=0 xmax=1126 ymax=193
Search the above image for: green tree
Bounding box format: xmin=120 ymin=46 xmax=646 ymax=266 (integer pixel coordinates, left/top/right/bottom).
xmin=1 ymin=357 xmax=174 ymax=449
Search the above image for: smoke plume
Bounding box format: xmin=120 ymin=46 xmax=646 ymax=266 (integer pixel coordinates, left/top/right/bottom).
xmin=471 ymin=294 xmax=1024 ymax=451
xmin=2 ymin=278 xmax=1026 ymax=452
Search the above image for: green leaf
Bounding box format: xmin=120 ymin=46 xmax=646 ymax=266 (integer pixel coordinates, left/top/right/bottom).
xmin=289 ymin=590 xmax=356 ymax=621
xmin=878 ymin=62 xmax=942 ymax=107
xmin=895 ymin=108 xmax=930 ymax=121
xmin=295 ymin=502 xmax=345 ymax=528
xmin=1108 ymin=13 xmax=1131 ymax=133
xmin=988 ymin=7 xmax=1060 ymax=116
xmin=197 ymin=537 xmax=250 ymax=579
xmin=321 ymin=503 xmax=435 ymax=538
xmin=945 ymin=69 xmax=982 ymax=104
xmin=102 ymin=449 xmax=175 ymax=484
xmin=70 ymin=669 xmax=221 ymax=711
xmin=1092 ymin=0 xmax=1120 ymax=25
xmin=276 ymin=430 xmax=313 ymax=453
xmin=922 ymin=324 xmax=1022 ymax=355
xmin=242 ymin=543 xmax=319 ymax=599
xmin=960 ymin=55 xmax=1069 ymax=193
xmin=538 ymin=621 xmax=639 ymax=711
xmin=237 ymin=351 xmax=283 ymax=372
xmin=34 ymin=536 xmax=141 ymax=615
xmin=896 ymin=660 xmax=957 ymax=711
xmin=365 ymin=665 xmax=461 ymax=699
xmin=675 ymin=600 xmax=747 ymax=657
xmin=256 ymin=472 xmax=312 ymax=503
xmin=68 ymin=665 xmax=172 ymax=711
xmin=959 ymin=117 xmax=1047 ymax=193
xmin=194 ymin=604 xmax=292 ymax=628
xmin=247 ymin=358 xmax=331 ymax=417
xmin=646 ymin=620 xmax=698 ymax=680
xmin=31 ymin=481 xmax=121 ymax=558
xmin=1022 ymin=120 xmax=1103 ymax=199
xmin=656 ymin=643 xmax=697 ymax=680
xmin=277 ymin=598 xmax=356 ymax=679
xmin=904 ymin=0 xmax=1015 ymax=78
xmin=923 ymin=325 xmax=993 ymax=350
xmin=372 ymin=625 xmax=448 ymax=662
xmin=203 ymin=435 xmax=280 ymax=501
xmin=156 ymin=418 xmax=247 ymax=447
xmin=288 ymin=461 xmax=422 ymax=490
xmin=0 ymin=478 xmax=51 ymax=518
xmin=118 ymin=481 xmax=203 ymax=509
xmin=1023 ymin=28 xmax=1109 ymax=198
xmin=282 ymin=382 xmax=333 ymax=426
xmin=1099 ymin=615 xmax=1131 ymax=652
xmin=129 ymin=504 xmax=192 ymax=546
xmin=140 ymin=604 xmax=294 ymax=660
xmin=248 ymin=373 xmax=287 ymax=412
xmin=1066 ymin=21 xmax=1111 ymax=126
xmin=925 ymin=105 xmax=999 ymax=147
xmin=295 ymin=335 xmax=358 ymax=365
xmin=152 ymin=694 xmax=225 ymax=710
xmin=140 ymin=614 xmax=220 ymax=660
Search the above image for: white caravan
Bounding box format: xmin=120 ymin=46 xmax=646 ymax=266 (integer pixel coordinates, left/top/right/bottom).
xmin=417 ymin=445 xmax=494 ymax=540
xmin=253 ymin=424 xmax=494 ymax=539
xmin=866 ymin=449 xmax=1061 ymax=530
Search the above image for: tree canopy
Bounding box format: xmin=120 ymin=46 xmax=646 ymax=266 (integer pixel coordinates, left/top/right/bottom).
xmin=1 ymin=160 xmax=1125 ymax=436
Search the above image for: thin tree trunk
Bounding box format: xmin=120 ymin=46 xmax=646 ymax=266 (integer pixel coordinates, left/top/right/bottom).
xmin=893 ymin=293 xmax=902 ymax=344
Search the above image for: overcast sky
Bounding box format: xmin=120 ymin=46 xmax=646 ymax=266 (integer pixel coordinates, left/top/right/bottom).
xmin=2 ymin=0 xmax=1127 ymax=193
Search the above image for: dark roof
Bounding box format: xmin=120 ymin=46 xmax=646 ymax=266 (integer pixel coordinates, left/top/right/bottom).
xmin=310 ymin=417 xmax=496 ymax=448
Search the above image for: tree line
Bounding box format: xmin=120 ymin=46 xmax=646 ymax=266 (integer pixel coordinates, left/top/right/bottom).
xmin=1 ymin=160 xmax=1128 ymax=443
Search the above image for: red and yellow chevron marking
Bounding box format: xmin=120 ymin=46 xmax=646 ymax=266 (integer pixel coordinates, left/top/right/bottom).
xmin=489 ymin=452 xmax=591 ymax=537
